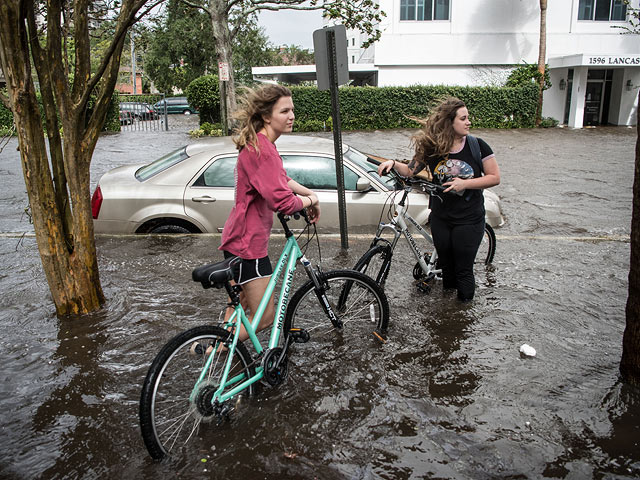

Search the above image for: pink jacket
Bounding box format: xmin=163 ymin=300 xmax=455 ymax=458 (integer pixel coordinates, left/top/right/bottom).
xmin=219 ymin=133 xmax=303 ymax=259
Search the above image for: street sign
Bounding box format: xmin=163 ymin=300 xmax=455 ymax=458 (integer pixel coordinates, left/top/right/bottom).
xmin=313 ymin=25 xmax=349 ymax=91
xmin=218 ymin=62 xmax=230 ymax=81
xmin=313 ymin=25 xmax=350 ymax=250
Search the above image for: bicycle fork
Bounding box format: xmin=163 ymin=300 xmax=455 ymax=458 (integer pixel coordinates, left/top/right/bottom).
xmin=300 ymin=256 xmax=344 ymax=329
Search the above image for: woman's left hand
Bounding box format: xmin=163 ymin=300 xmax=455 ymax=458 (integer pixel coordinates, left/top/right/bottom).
xmin=443 ymin=178 xmax=467 ymax=193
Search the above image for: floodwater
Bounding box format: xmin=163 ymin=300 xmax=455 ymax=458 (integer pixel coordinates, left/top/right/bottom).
xmin=0 ymin=116 xmax=638 ymax=479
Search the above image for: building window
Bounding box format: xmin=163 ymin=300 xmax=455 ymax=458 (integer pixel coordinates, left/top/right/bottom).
xmin=400 ymin=0 xmax=450 ymax=21
xmin=578 ymin=0 xmax=627 ymax=21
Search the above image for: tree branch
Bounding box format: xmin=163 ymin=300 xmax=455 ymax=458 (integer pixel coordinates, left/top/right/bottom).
xmin=82 ymin=0 xmax=164 ymax=107
xmin=179 ymin=0 xmax=208 ymax=13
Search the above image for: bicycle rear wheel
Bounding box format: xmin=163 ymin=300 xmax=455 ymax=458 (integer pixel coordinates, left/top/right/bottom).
xmin=476 ymin=224 xmax=496 ymax=265
xmin=353 ymin=244 xmax=393 ymax=287
xmin=284 ymin=269 xmax=389 ymax=347
xmin=139 ymin=325 xmax=255 ymax=460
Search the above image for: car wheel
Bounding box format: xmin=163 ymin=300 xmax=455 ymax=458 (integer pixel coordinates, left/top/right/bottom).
xmin=149 ymin=224 xmax=191 ymax=234
xmin=183 ymin=110 xmax=191 ymax=115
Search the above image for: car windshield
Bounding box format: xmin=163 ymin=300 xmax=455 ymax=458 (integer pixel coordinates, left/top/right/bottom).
xmin=343 ymin=147 xmax=395 ymax=190
xmin=135 ymin=147 xmax=189 ymax=181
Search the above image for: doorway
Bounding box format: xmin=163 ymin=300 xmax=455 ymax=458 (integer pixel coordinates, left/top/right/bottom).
xmin=583 ymin=69 xmax=613 ymax=126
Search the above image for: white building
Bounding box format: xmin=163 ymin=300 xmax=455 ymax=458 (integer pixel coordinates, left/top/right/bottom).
xmin=253 ymin=0 xmax=639 ymax=128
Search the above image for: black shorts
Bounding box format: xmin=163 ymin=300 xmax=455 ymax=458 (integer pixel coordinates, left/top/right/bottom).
xmin=223 ymin=251 xmax=273 ymax=285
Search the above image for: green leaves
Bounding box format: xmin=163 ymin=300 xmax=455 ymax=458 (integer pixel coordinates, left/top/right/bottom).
xmin=290 ymin=84 xmax=538 ymax=131
xmin=185 ymin=75 xmax=221 ymax=124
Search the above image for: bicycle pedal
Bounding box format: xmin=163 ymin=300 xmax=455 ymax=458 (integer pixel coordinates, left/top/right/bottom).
xmin=416 ymin=280 xmax=432 ymax=294
xmin=288 ymin=328 xmax=310 ymax=343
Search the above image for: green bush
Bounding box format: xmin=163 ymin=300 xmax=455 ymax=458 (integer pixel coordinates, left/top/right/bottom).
xmin=506 ymin=63 xmax=551 ymax=90
xmin=290 ymin=84 xmax=538 ymax=130
xmin=0 ymin=90 xmax=121 ymax=134
xmin=186 ymin=75 xmax=220 ymax=125
xmin=0 ymin=91 xmax=13 ymax=131
xmin=539 ymin=116 xmax=559 ymax=128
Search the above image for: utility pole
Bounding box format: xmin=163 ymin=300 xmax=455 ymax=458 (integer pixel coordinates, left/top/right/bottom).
xmin=131 ymin=32 xmax=136 ymax=95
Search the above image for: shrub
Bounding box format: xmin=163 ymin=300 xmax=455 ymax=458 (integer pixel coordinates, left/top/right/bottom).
xmin=289 ymin=84 xmax=538 ymax=130
xmin=0 ymin=90 xmax=120 ymax=134
xmin=505 ymin=63 xmax=551 ymax=90
xmin=186 ymin=75 xmax=220 ymax=125
xmin=539 ymin=116 xmax=559 ymax=128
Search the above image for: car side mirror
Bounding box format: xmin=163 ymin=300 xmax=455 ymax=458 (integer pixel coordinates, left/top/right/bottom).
xmin=356 ymin=177 xmax=372 ymax=192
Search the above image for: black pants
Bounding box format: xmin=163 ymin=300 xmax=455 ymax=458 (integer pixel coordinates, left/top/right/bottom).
xmin=430 ymin=215 xmax=485 ymax=301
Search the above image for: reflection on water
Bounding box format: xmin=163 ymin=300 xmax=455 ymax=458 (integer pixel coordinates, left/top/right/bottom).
xmin=0 ymin=126 xmax=638 ymax=478
xmin=1 ymin=233 xmax=635 ymax=479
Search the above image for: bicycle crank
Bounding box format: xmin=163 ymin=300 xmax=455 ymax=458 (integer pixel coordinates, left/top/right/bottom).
xmin=262 ymin=347 xmax=288 ymax=386
xmin=413 ymin=253 xmax=431 ymax=280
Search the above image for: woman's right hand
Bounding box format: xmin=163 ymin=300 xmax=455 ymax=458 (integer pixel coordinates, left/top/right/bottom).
xmin=305 ymin=193 xmax=320 ymax=223
xmin=377 ymin=160 xmax=395 ymax=176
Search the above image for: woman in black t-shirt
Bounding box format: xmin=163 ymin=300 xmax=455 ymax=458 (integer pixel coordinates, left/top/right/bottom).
xmin=378 ymin=97 xmax=500 ymax=301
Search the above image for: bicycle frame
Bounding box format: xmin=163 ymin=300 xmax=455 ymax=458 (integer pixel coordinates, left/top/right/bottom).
xmin=190 ymin=211 xmax=344 ymax=406
xmin=190 ymin=233 xmax=305 ymax=404
xmin=373 ymin=197 xmax=440 ymax=280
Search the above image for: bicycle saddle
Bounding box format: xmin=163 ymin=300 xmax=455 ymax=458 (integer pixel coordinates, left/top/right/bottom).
xmin=192 ymin=256 xmax=242 ymax=289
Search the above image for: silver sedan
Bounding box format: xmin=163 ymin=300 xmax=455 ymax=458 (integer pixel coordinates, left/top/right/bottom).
xmin=91 ymin=135 xmax=504 ymax=234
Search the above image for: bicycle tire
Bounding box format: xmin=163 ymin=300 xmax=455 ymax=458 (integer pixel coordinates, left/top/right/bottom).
xmin=139 ymin=325 xmax=255 ymax=460
xmin=476 ymin=224 xmax=496 ymax=265
xmin=283 ymin=269 xmax=389 ymax=347
xmin=353 ymin=244 xmax=393 ymax=287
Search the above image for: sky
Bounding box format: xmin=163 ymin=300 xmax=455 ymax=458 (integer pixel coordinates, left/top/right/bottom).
xmin=257 ymin=9 xmax=324 ymax=50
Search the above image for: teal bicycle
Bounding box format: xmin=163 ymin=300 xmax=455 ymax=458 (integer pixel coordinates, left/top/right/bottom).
xmin=139 ymin=211 xmax=389 ymax=460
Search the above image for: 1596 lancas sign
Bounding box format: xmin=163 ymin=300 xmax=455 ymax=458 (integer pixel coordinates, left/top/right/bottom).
xmin=588 ymin=56 xmax=640 ymax=65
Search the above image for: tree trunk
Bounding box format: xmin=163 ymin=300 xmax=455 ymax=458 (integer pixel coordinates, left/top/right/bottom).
xmin=536 ymin=0 xmax=547 ymax=127
xmin=621 ymin=90 xmax=640 ymax=385
xmin=0 ymin=19 xmax=105 ymax=316
xmin=209 ymin=0 xmax=237 ymax=130
xmin=0 ymin=0 xmax=141 ymax=317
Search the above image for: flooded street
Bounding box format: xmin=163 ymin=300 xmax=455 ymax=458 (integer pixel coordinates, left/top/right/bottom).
xmin=0 ymin=117 xmax=638 ymax=479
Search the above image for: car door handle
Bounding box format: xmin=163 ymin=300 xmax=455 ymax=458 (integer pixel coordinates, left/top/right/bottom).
xmin=191 ymin=196 xmax=216 ymax=203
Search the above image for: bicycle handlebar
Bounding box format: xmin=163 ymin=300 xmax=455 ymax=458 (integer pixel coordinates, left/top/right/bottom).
xmin=277 ymin=208 xmax=311 ymax=238
xmin=366 ymin=157 xmax=446 ymax=195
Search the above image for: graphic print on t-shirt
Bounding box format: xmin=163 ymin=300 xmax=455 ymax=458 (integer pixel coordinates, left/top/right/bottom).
xmin=433 ymin=159 xmax=474 ymax=184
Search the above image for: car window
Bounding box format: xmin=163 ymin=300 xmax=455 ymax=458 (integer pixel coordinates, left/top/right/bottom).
xmin=193 ymin=156 xmax=237 ymax=187
xmin=135 ymin=147 xmax=189 ymax=181
xmin=282 ymin=155 xmax=359 ymax=190
xmin=343 ymin=147 xmax=396 ymax=190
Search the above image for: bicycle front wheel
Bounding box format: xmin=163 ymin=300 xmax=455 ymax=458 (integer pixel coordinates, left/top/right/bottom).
xmin=284 ymin=269 xmax=389 ymax=347
xmin=139 ymin=325 xmax=255 ymax=460
xmin=353 ymin=244 xmax=393 ymax=287
xmin=476 ymin=224 xmax=497 ymax=265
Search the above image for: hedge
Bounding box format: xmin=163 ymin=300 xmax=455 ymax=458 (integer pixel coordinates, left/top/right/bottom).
xmin=0 ymin=91 xmax=121 ymax=134
xmin=185 ymin=75 xmax=220 ymax=124
xmin=290 ymin=84 xmax=539 ymax=131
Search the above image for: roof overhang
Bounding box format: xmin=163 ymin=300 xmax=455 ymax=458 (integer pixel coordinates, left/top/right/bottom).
xmin=548 ymin=53 xmax=640 ymax=69
xmin=251 ymin=64 xmax=379 ymax=85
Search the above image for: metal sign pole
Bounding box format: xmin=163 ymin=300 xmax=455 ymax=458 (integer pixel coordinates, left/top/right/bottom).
xmin=218 ymin=62 xmax=229 ymax=136
xmin=326 ymin=29 xmax=348 ymax=251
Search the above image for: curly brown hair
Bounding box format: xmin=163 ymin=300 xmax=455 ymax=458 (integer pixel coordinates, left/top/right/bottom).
xmin=232 ymin=84 xmax=293 ymax=152
xmin=410 ymin=97 xmax=466 ymax=166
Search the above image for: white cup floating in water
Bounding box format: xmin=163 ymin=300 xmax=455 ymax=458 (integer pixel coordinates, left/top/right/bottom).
xmin=519 ymin=344 xmax=537 ymax=357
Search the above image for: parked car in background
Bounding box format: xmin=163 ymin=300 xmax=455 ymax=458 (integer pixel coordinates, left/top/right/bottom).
xmin=154 ymin=97 xmax=198 ymax=115
xmin=119 ymin=102 xmax=159 ymax=120
xmin=91 ymin=135 xmax=504 ymax=234
xmin=119 ymin=110 xmax=134 ymax=125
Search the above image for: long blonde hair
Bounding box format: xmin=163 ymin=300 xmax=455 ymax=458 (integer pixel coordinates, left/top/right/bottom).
xmin=232 ymin=84 xmax=293 ymax=152
xmin=410 ymin=96 xmax=466 ymax=165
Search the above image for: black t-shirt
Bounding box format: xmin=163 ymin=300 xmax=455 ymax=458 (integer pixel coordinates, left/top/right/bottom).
xmin=409 ymin=136 xmax=493 ymax=225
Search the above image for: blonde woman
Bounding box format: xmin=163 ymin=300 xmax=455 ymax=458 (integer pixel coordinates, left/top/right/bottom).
xmin=219 ymin=85 xmax=320 ymax=340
